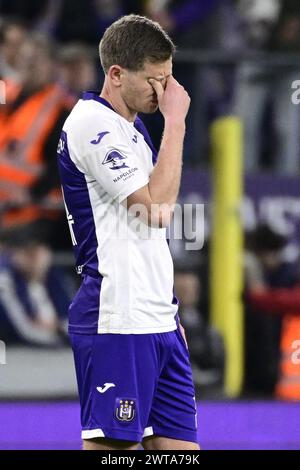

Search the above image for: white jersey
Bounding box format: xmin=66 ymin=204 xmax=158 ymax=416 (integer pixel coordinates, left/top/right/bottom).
xmin=57 ymin=92 xmax=178 ymax=334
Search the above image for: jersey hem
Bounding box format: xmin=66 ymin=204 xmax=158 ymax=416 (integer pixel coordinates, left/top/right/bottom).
xmin=97 ymin=322 xmax=177 ymax=334
xmin=68 ymin=322 xmax=177 ymax=335
xmin=82 ymin=426 xmax=153 ymax=442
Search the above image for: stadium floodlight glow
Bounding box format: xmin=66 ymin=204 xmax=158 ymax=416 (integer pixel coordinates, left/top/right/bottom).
xmin=0 ymin=340 xmax=6 ymax=365
xmin=0 ymin=80 xmax=6 ymax=105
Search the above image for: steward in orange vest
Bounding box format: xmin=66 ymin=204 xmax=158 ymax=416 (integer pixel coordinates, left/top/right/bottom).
xmin=245 ymin=225 xmax=300 ymax=399
xmin=0 ymin=34 xmax=71 ymax=247
xmin=0 ymin=82 xmax=70 ymax=230
xmin=249 ymin=284 xmax=300 ymax=400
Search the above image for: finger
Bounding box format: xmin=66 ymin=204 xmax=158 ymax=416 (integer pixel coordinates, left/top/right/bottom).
xmin=167 ymin=75 xmax=181 ymax=87
xmin=148 ymin=78 xmax=164 ymax=101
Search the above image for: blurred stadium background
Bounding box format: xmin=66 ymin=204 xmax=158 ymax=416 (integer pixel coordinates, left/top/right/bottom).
xmin=1 ymin=0 xmax=300 ymax=450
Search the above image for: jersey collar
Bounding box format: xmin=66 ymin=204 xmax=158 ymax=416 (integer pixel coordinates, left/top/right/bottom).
xmin=82 ymin=91 xmax=142 ymax=131
xmin=82 ymin=91 xmax=115 ymax=112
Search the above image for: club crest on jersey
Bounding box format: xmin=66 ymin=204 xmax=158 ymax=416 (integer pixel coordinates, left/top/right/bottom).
xmin=102 ymin=150 xmax=129 ymax=170
xmin=115 ymin=398 xmax=136 ymax=422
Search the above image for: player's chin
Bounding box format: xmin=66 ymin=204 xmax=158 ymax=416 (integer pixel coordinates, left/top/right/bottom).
xmin=143 ymin=102 xmax=159 ymax=114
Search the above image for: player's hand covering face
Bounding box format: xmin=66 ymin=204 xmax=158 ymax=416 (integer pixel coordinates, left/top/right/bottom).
xmin=148 ymin=75 xmax=190 ymax=122
xmin=118 ymin=59 xmax=173 ymax=116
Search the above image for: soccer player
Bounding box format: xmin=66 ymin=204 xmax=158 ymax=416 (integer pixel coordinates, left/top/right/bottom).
xmin=57 ymin=14 xmax=199 ymax=451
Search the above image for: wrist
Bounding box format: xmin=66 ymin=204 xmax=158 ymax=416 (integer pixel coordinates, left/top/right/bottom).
xmin=164 ymin=116 xmax=186 ymax=132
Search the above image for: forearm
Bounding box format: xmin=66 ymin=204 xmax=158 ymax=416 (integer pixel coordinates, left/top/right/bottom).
xmin=126 ymin=75 xmax=190 ymax=228
xmin=148 ymin=118 xmax=185 ymax=206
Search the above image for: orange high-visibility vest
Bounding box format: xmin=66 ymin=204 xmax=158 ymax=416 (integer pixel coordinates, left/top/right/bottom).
xmin=0 ymin=83 xmax=66 ymax=227
xmin=275 ymin=314 xmax=300 ymax=400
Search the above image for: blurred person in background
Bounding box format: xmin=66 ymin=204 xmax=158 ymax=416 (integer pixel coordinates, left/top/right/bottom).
xmin=0 ymin=32 xmax=71 ymax=249
xmin=0 ymin=224 xmax=70 ymax=347
xmin=57 ymin=42 xmax=97 ymax=103
xmin=0 ymin=17 xmax=27 ymax=123
xmin=234 ymin=0 xmax=300 ymax=174
xmin=174 ymin=268 xmax=224 ymax=397
xmin=244 ymin=224 xmax=300 ymax=398
xmin=0 ymin=17 xmax=27 ymax=81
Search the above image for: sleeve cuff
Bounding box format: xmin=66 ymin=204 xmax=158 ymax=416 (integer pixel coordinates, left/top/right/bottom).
xmin=116 ymin=176 xmax=150 ymax=203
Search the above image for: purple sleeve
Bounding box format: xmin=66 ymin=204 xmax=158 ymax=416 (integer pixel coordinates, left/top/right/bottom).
xmin=171 ymin=0 xmax=220 ymax=33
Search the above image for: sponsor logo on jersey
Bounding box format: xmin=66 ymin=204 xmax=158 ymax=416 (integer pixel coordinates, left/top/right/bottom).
xmin=113 ymin=167 xmax=138 ymax=183
xmin=102 ymin=150 xmax=129 ymax=170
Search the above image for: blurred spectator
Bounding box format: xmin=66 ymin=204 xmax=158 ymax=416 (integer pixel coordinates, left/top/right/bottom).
xmin=237 ymin=0 xmax=281 ymax=48
xmin=0 ymin=18 xmax=27 ymax=131
xmin=244 ymin=224 xmax=300 ymax=397
xmin=57 ymin=42 xmax=97 ymax=101
xmin=0 ymin=225 xmax=71 ymax=346
xmin=0 ymin=17 xmax=27 ymax=81
xmin=175 ymin=268 xmax=224 ymax=396
xmin=269 ymin=0 xmax=300 ymax=52
xmin=234 ymin=0 xmax=300 ymax=174
xmin=0 ymin=33 xmax=71 ymax=248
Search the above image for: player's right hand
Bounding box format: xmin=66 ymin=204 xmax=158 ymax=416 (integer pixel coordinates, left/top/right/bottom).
xmin=149 ymin=75 xmax=190 ymax=123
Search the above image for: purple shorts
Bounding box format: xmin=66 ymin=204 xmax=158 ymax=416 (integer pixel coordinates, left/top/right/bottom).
xmin=70 ymin=326 xmax=198 ymax=443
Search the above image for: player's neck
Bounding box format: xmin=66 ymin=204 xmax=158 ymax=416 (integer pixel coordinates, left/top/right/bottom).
xmin=100 ymin=86 xmax=136 ymax=123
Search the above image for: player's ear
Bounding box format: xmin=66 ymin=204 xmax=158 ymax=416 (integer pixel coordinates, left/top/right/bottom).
xmin=108 ymin=65 xmax=123 ymax=87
